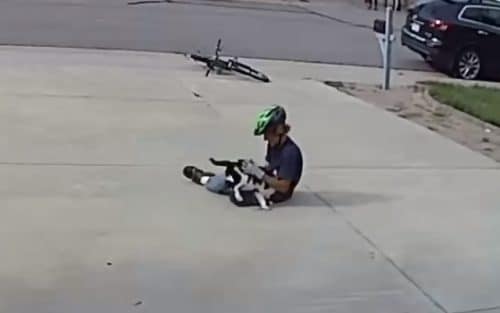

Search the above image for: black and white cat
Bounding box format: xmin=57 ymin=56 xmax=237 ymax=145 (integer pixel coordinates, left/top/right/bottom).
xmin=209 ymin=157 xmax=275 ymax=210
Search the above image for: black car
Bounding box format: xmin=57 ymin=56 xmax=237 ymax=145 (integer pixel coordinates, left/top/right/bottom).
xmin=401 ymin=0 xmax=500 ymax=80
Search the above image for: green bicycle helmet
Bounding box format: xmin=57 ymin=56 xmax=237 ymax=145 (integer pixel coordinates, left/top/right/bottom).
xmin=253 ymin=105 xmax=287 ymax=136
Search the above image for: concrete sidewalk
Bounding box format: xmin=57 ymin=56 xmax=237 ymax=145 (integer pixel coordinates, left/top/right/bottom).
xmin=1 ymin=46 xmax=499 ymax=313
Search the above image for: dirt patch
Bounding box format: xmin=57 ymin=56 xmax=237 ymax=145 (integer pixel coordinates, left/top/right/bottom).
xmin=326 ymin=81 xmax=500 ymax=163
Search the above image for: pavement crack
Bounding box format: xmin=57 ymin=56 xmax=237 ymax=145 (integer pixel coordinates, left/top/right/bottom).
xmin=295 ymin=5 xmax=403 ymax=31
xmin=0 ymin=161 xmax=167 ymax=168
xmin=454 ymin=306 xmax=500 ymax=313
xmin=131 ymin=0 xmax=310 ymax=14
xmin=2 ymin=92 xmax=199 ymax=103
xmin=293 ymin=5 xmax=370 ymax=29
xmin=304 ymin=184 xmax=449 ymax=313
xmin=305 ymin=185 xmax=338 ymax=213
xmin=308 ymin=165 xmax=500 ymax=171
xmin=128 ymin=0 xmax=168 ymax=5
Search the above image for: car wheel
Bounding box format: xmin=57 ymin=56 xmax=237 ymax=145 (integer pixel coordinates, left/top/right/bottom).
xmin=453 ymin=47 xmax=481 ymax=80
xmin=420 ymin=54 xmax=432 ymax=64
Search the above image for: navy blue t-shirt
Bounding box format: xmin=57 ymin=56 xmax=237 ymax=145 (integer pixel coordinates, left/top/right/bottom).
xmin=264 ymin=136 xmax=303 ymax=201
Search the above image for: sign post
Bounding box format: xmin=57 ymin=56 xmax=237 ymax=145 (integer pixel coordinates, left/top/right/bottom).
xmin=373 ymin=7 xmax=395 ymax=90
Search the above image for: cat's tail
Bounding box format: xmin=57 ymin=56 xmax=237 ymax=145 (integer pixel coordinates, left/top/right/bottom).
xmin=209 ymin=157 xmax=237 ymax=167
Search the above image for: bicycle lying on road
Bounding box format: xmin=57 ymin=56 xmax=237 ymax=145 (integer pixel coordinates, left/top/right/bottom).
xmin=186 ymin=39 xmax=271 ymax=83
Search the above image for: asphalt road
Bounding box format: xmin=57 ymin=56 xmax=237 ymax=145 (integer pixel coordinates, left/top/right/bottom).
xmin=0 ymin=0 xmax=431 ymax=70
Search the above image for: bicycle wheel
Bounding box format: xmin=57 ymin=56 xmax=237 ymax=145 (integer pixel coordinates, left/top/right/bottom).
xmin=230 ymin=60 xmax=271 ymax=83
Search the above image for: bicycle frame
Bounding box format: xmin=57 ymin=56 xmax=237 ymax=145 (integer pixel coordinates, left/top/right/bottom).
xmin=189 ymin=38 xmax=270 ymax=83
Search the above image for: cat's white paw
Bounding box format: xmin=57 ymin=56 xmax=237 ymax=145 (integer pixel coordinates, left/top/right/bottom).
xmin=260 ymin=204 xmax=272 ymax=211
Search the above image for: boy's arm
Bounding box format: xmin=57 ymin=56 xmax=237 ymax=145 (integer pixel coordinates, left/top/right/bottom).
xmin=247 ymin=161 xmax=292 ymax=194
xmin=262 ymin=174 xmax=292 ymax=194
xmin=242 ymin=159 xmax=291 ymax=194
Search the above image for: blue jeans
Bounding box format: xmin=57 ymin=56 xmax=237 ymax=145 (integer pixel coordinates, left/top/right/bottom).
xmin=205 ymin=173 xmax=232 ymax=195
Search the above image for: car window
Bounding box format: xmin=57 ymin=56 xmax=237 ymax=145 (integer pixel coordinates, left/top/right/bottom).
xmin=483 ymin=9 xmax=500 ymax=27
xmin=461 ymin=7 xmax=486 ymax=22
xmin=461 ymin=7 xmax=500 ymax=28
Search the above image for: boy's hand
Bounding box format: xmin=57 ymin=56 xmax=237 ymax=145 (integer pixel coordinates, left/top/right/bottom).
xmin=241 ymin=159 xmax=265 ymax=180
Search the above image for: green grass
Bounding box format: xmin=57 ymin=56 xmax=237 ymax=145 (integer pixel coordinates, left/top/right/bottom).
xmin=425 ymin=82 xmax=500 ymax=127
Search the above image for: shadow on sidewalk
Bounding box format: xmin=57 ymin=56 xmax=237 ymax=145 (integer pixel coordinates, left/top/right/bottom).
xmin=314 ymin=190 xmax=392 ymax=208
xmin=274 ymin=189 xmax=391 ymax=208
